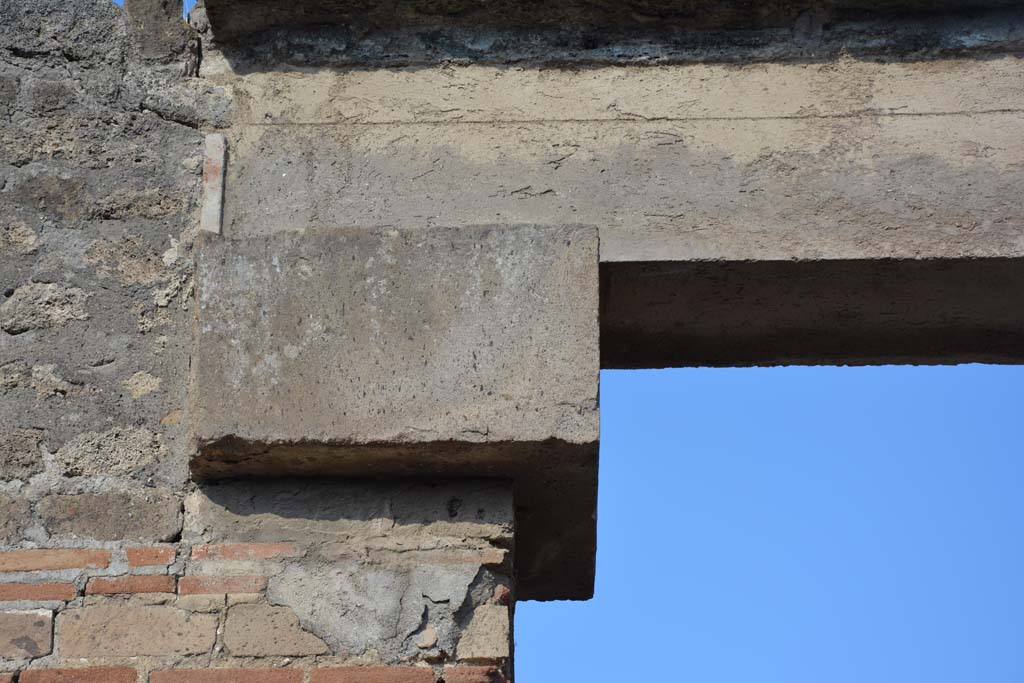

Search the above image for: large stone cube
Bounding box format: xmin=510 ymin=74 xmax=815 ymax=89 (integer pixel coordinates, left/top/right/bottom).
xmin=189 ymin=224 xmax=599 ymax=600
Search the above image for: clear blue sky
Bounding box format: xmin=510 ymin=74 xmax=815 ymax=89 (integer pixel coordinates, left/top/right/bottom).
xmin=518 ymin=365 xmax=1024 ymax=682
xmin=108 ymin=4 xmax=1024 ymax=680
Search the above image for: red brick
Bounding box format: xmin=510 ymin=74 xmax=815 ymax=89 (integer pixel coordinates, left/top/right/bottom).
xmin=151 ymin=670 xmax=302 ymax=683
xmin=0 ymin=549 xmax=110 ymax=572
xmin=492 ymin=585 xmax=511 ymax=606
xmin=0 ymin=581 xmax=77 ymax=601
xmin=442 ymin=667 xmax=508 ymax=683
xmin=311 ymin=668 xmax=435 ymax=683
xmin=86 ymin=575 xmax=175 ymax=595
xmin=127 ymin=546 xmax=176 ymax=567
xmin=0 ymin=673 xmax=14 ymax=683
xmin=178 ymin=575 xmax=267 ymax=595
xmin=20 ymin=668 xmax=137 ymax=683
xmin=191 ymin=543 xmax=299 ymax=561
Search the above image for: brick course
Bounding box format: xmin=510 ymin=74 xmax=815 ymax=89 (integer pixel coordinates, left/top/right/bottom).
xmin=310 ymin=668 xmax=435 ymax=683
xmin=151 ymin=670 xmax=303 ymax=683
xmin=0 ymin=549 xmax=110 ymax=572
xmin=178 ymin=575 xmax=267 ymax=595
xmin=86 ymin=575 xmax=176 ymax=595
xmin=127 ymin=546 xmax=176 ymax=567
xmin=19 ymin=669 xmax=138 ymax=683
xmin=0 ymin=582 xmax=77 ymax=601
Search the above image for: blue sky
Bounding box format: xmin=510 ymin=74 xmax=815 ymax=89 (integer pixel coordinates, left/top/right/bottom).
xmin=518 ymin=365 xmax=1024 ymax=682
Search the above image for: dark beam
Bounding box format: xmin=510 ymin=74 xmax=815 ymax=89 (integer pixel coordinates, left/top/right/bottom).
xmin=601 ymin=258 xmax=1024 ymax=369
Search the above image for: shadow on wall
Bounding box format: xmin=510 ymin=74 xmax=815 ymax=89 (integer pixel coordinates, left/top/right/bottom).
xmin=184 ymin=478 xmax=514 ymax=661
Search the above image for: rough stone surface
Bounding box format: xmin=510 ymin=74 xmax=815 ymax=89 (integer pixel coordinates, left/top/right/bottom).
xmin=124 ymin=0 xmax=189 ymax=62
xmin=267 ymin=559 xmax=489 ymax=660
xmin=0 ymin=549 xmax=111 ymax=572
xmin=0 ymin=428 xmax=44 ymax=480
xmin=0 ymin=609 xmax=53 ymax=659
xmin=456 ymin=605 xmax=510 ymax=662
xmin=56 ymin=604 xmax=218 ymax=657
xmin=191 ymin=225 xmax=598 ymax=449
xmin=223 ymin=604 xmax=330 ymax=656
xmin=0 ymin=494 xmax=32 ymax=545
xmin=189 ymin=226 xmax=598 ymax=600
xmin=4 ymin=0 xmax=1024 ymax=675
xmin=223 ymin=58 xmax=1024 ymax=264
xmin=55 ymin=426 xmax=167 ymax=479
xmin=0 ymin=284 xmax=89 ymax=335
xmin=38 ymin=490 xmax=181 ymax=542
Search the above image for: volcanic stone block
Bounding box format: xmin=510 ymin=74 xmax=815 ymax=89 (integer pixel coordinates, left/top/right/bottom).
xmin=191 ymin=224 xmax=597 ymax=455
xmin=190 ymin=226 xmax=598 ymax=600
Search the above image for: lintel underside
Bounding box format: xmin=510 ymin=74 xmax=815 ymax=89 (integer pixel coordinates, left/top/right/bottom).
xmin=601 ymin=257 xmax=1024 ymax=369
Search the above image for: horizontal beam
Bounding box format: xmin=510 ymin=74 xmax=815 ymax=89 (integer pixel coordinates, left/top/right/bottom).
xmin=218 ymin=55 xmax=1024 ymax=370
xmin=601 ymin=258 xmax=1024 ymax=368
xmin=203 ymin=0 xmax=1020 ymax=42
xmin=224 ymin=57 xmax=1024 ymax=264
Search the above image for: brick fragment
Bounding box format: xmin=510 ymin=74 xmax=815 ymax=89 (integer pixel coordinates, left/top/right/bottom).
xmin=20 ymin=668 xmax=137 ymax=683
xmin=442 ymin=667 xmax=509 ymax=683
xmin=310 ymin=668 xmax=435 ymax=683
xmin=127 ymin=546 xmax=176 ymax=566
xmin=0 ymin=609 xmax=53 ymax=658
xmin=0 ymin=673 xmax=13 ymax=683
xmin=0 ymin=549 xmax=110 ymax=572
xmin=0 ymin=582 xmax=77 ymax=601
xmin=151 ymin=670 xmax=302 ymax=683
xmin=178 ymin=575 xmax=266 ymax=595
xmin=86 ymin=575 xmax=175 ymax=595
xmin=191 ymin=543 xmax=299 ymax=561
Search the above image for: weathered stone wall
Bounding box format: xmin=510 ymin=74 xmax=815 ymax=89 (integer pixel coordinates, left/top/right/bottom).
xmin=1 ymin=1 xmax=512 ymax=680
xmin=0 ymin=480 xmax=512 ymax=682
xmin=3 ymin=0 xmax=1022 ymax=678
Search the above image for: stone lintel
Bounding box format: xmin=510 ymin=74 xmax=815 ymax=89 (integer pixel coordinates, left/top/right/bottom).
xmin=202 ymin=0 xmax=1019 ymax=43
xmin=190 ymin=224 xmax=599 ymax=600
xmin=602 ymin=257 xmax=1024 ymax=368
